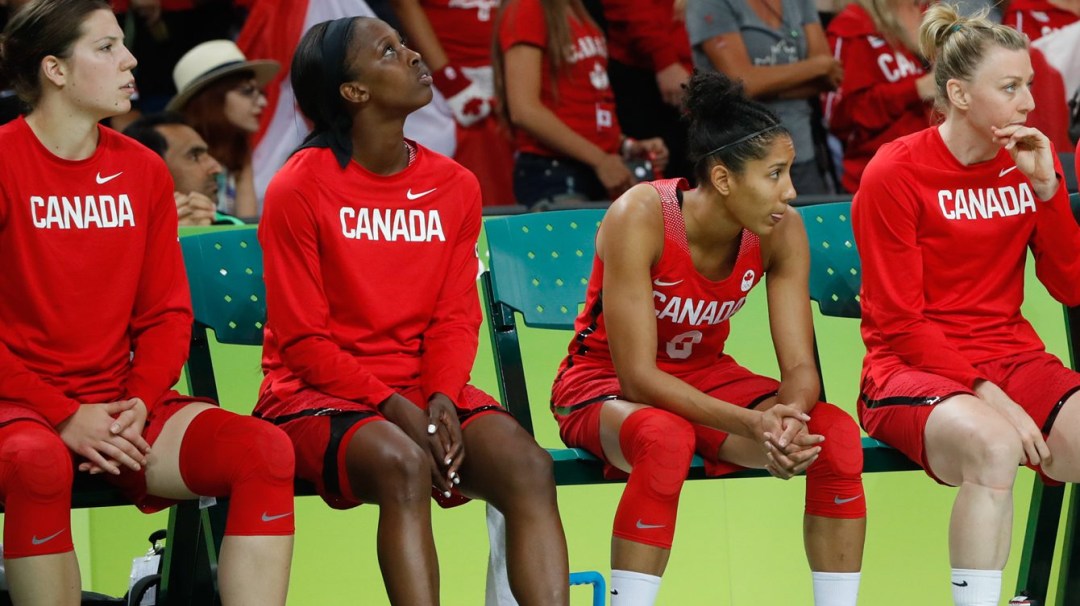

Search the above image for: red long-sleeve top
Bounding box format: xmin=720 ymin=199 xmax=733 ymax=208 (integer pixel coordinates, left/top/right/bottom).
xmin=824 ymin=4 xmax=931 ymax=193
xmin=853 ymin=127 xmax=1080 ymax=388
xmin=257 ymin=143 xmax=482 ymax=417
xmin=600 ymin=0 xmax=692 ymax=72
xmin=1003 ymin=0 xmax=1080 ymax=41
xmin=0 ymin=117 xmax=192 ymax=427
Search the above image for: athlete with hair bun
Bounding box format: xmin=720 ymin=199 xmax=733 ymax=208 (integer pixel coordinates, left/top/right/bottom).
xmin=256 ymin=16 xmax=569 ymax=605
xmin=853 ymin=4 xmax=1080 ymax=605
xmin=549 ymin=69 xmax=867 ymax=606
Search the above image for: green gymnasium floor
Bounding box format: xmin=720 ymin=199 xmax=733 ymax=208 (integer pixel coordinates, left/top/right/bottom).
xmin=52 ymin=253 xmax=1077 ymax=605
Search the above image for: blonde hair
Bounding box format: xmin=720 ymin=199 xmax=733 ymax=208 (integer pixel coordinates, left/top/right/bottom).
xmin=919 ymin=3 xmax=1027 ymax=111
xmin=855 ymin=0 xmax=919 ymax=51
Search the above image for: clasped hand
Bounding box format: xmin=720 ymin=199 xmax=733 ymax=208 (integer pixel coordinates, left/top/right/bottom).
xmin=756 ymin=404 xmax=823 ymax=480
xmin=380 ymin=392 xmax=464 ymax=495
xmin=58 ymin=398 xmax=151 ymax=476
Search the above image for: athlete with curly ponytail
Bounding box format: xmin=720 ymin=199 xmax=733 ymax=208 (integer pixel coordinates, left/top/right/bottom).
xmin=549 ymin=70 xmax=867 ymax=605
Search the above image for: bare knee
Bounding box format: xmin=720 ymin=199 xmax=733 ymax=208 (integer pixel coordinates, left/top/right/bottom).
xmin=492 ymin=440 xmax=555 ymax=496
xmin=354 ymin=441 xmax=430 ymax=504
xmin=961 ymin=431 xmax=1022 ymax=488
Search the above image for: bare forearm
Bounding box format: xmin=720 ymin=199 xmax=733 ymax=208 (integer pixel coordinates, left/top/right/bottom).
xmin=620 ymin=366 xmax=757 ymax=437
xmin=776 ymin=363 xmax=821 ymax=413
xmin=740 ymin=62 xmax=826 ymax=99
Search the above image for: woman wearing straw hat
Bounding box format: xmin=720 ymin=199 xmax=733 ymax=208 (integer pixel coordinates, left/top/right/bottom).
xmin=169 ymin=40 xmax=278 ymax=221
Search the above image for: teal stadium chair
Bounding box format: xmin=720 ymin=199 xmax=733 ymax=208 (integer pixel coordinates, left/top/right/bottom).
xmin=167 ymin=227 xmax=272 ymax=605
xmin=482 ymin=207 xmax=924 ymax=489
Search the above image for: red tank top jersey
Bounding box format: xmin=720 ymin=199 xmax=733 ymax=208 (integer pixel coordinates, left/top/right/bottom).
xmin=0 ymin=117 xmax=192 ymax=427
xmin=497 ymin=0 xmax=621 ymax=156
xmin=423 ymin=0 xmax=500 ymax=67
xmin=554 ymin=179 xmax=764 ymax=395
xmin=1003 ymin=0 xmax=1079 ymax=41
xmin=257 ymin=143 xmax=483 ymax=419
xmin=854 ymin=127 xmax=1080 ymax=389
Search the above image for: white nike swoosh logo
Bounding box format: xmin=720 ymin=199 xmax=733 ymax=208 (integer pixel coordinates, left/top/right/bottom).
xmin=999 ymin=166 xmax=1018 ymax=178
xmin=96 ymin=171 xmax=122 ymax=184
xmin=406 ymin=187 xmax=437 ymax=200
xmin=653 ymin=279 xmax=683 ymax=287
xmin=31 ymin=530 xmax=65 ymax=545
xmin=261 ymin=511 xmax=293 ymax=522
xmin=834 ymin=494 xmax=862 ymax=505
xmin=635 ymin=519 xmax=666 ymax=529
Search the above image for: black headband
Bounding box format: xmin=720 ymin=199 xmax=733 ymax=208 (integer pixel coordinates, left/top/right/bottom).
xmin=298 ymin=17 xmax=357 ymax=169
xmin=704 ymin=124 xmax=782 ymax=159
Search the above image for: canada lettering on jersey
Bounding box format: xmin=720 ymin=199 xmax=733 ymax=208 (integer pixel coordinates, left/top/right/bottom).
xmin=937 ymin=183 xmax=1036 ymax=221
xmin=653 ymin=291 xmax=747 ymax=326
xmin=30 ymin=194 xmax=135 ymax=229
xmin=339 ymin=207 xmax=446 ymax=242
xmin=877 ymin=51 xmax=922 ymax=83
xmin=564 ymin=35 xmax=607 ymax=63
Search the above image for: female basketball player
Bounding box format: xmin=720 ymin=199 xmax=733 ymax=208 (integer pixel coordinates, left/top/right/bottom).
xmin=549 ymin=70 xmax=867 ymax=606
xmin=256 ymin=16 xmax=569 ymax=605
xmin=853 ymin=4 xmax=1080 ymax=604
xmin=0 ymin=1 xmax=294 ymax=604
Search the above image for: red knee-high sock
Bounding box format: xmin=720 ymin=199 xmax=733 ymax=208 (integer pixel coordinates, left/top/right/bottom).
xmin=0 ymin=422 xmax=74 ymax=557
xmin=611 ymin=408 xmax=695 ymax=549
xmin=804 ymin=403 xmax=866 ymax=518
xmin=178 ymin=408 xmax=295 ymax=535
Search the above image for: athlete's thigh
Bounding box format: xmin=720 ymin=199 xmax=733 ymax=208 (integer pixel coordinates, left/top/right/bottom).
xmin=144 ymin=402 xmax=218 ymax=499
xmin=343 ymin=418 xmax=429 ymax=503
xmin=1044 ymin=389 xmax=1080 ymax=482
xmin=598 ymin=399 xmax=653 ymax=473
xmin=924 ymin=394 xmax=1018 ymax=487
xmin=715 ymin=395 xmax=776 ymax=469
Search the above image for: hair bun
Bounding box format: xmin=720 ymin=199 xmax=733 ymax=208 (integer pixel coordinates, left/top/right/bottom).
xmin=683 ymin=70 xmax=746 ymax=121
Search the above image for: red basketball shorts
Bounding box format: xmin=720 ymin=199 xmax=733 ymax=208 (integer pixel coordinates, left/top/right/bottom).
xmin=859 ymin=350 xmax=1080 ymax=485
xmin=258 ymin=384 xmax=504 ymax=509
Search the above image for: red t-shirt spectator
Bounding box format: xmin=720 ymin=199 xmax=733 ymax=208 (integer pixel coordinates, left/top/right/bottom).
xmin=825 ymin=3 xmax=931 ymax=192
xmin=424 ymin=0 xmax=500 ymax=67
xmin=497 ymin=0 xmax=620 ymax=156
xmin=1003 ymin=0 xmax=1080 ymax=40
xmin=602 ymin=0 xmax=692 ymax=73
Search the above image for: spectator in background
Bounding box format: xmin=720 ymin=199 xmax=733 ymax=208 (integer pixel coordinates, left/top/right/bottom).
xmin=0 ymin=0 xmax=32 ymax=124
xmin=168 ymin=39 xmax=278 ymax=221
xmin=389 ymin=0 xmax=517 ymax=206
xmin=235 ymin=0 xmax=459 ymax=211
xmin=600 ymin=0 xmax=694 ymax=181
xmin=111 ymin=0 xmax=241 ymax=113
xmin=687 ymin=0 xmax=842 ymax=196
xmin=494 ymin=0 xmax=669 ymax=208
xmin=824 ymin=0 xmax=935 ymax=192
xmin=124 ymin=112 xmax=248 ymax=226
xmin=1003 ymin=0 xmax=1079 ymax=38
xmin=1003 ymin=0 xmax=1077 ymax=150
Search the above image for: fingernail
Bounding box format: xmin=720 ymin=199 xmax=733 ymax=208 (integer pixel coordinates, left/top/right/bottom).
xmin=443 ymin=491 xmax=452 ymax=498
xmin=427 ymin=424 xmax=437 ymax=434
xmin=445 ymin=457 xmax=452 ymax=465
xmin=111 ymin=424 xmax=120 ymax=433
xmin=453 ymin=476 xmax=461 ymax=485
